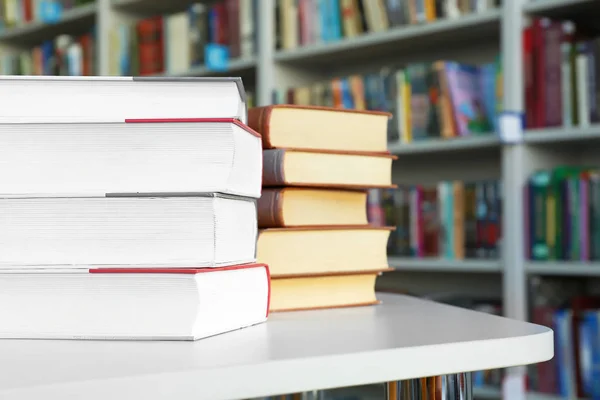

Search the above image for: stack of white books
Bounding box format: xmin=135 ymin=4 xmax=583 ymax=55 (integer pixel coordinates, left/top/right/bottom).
xmin=0 ymin=76 xmax=269 ymax=341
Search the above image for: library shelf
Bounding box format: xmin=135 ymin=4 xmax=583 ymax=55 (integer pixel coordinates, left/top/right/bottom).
xmin=523 ymin=125 xmax=600 ymax=145
xmin=273 ymin=10 xmax=501 ymax=66
xmin=527 ymin=261 xmax=600 ymax=277
xmin=388 ymin=135 xmax=499 ymax=155
xmin=157 ymin=57 xmax=256 ymax=78
xmin=523 ymin=0 xmax=600 ymax=16
xmin=0 ymin=3 xmax=97 ymax=46
xmin=111 ymin=0 xmax=204 ymax=16
xmin=388 ymin=257 xmax=502 ymax=273
xmin=0 ymin=294 xmax=552 ymax=400
xmin=523 ymin=0 xmax=600 ymax=33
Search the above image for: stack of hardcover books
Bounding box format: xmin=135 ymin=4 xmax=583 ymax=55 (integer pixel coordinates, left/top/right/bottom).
xmin=249 ymin=105 xmax=395 ymax=312
xmin=0 ymin=76 xmax=270 ymax=341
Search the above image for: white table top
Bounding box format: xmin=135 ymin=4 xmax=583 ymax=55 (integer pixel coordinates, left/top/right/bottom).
xmin=0 ymin=294 xmax=552 ymax=400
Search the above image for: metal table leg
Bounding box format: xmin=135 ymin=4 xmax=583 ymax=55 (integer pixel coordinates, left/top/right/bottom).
xmin=385 ymin=372 xmax=473 ymax=400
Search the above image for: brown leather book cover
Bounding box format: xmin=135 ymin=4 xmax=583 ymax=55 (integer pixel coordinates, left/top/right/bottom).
xmin=263 ymin=148 xmax=397 ymax=188
xmin=248 ymin=105 xmax=391 ymax=148
xmin=258 ymin=188 xmax=285 ymax=228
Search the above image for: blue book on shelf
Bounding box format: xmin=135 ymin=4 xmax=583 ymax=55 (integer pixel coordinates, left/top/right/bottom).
xmin=443 ymin=181 xmax=455 ymax=259
xmin=480 ymin=63 xmax=498 ymax=132
xmin=39 ymin=0 xmax=63 ymax=23
xmin=554 ymin=309 xmax=577 ymax=399
xmin=327 ymin=0 xmax=342 ymax=41
xmin=580 ymin=311 xmax=595 ymax=397
xmin=119 ymin=25 xmax=131 ymax=76
xmin=340 ymin=79 xmax=354 ymax=109
xmin=318 ymin=0 xmax=329 ymax=42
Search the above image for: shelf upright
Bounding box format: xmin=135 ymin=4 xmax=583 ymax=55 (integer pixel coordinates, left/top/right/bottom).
xmin=500 ymin=0 xmax=528 ymax=397
xmin=98 ymin=0 xmax=112 ymax=76
xmin=256 ymin=0 xmax=275 ymax=106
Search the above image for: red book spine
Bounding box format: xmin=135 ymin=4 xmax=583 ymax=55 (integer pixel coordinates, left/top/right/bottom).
xmin=416 ymin=186 xmax=425 ymax=257
xmin=544 ymin=21 xmax=563 ymax=127
xmin=226 ymin=0 xmax=240 ymax=57
xmin=523 ymin=26 xmax=535 ymax=128
xmin=533 ymin=19 xmax=547 ymax=128
xmin=531 ymin=306 xmax=558 ymax=394
xmin=79 ymin=34 xmax=93 ymax=76
xmin=23 ymin=0 xmax=32 ymax=22
xmin=136 ymin=17 xmax=164 ymax=75
xmin=214 ymin=3 xmax=229 ymax=45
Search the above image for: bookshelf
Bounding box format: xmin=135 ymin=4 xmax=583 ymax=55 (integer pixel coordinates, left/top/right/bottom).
xmin=389 ymin=257 xmax=502 ymax=273
xmin=0 ymin=294 xmax=552 ymax=400
xmin=0 ymin=2 xmax=96 ymax=44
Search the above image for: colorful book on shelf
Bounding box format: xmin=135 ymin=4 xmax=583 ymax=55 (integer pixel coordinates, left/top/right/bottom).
xmin=0 ymin=263 xmax=271 ymax=341
xmin=368 ymin=180 xmax=501 ymax=260
xmin=276 ymin=61 xmax=500 ymax=146
xmin=525 ymin=166 xmax=600 ymax=262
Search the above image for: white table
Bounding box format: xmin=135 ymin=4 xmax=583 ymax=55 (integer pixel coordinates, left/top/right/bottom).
xmin=0 ymin=294 xmax=552 ymax=400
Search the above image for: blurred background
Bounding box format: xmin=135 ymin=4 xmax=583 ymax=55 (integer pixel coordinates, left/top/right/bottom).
xmin=2 ymin=0 xmax=600 ymax=399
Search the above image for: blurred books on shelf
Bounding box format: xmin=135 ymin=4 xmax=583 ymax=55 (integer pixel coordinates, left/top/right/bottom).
xmin=274 ymin=60 xmax=502 ymax=146
xmin=368 ymin=179 xmax=502 ymax=261
xmin=0 ymin=0 xmax=94 ymax=31
xmin=1 ymin=31 xmax=96 ymax=75
xmin=275 ymin=0 xmax=501 ymax=51
xmin=525 ymin=166 xmax=600 ymax=262
xmin=250 ymin=104 xmax=394 ymax=312
xmin=110 ymin=0 xmax=256 ymax=76
xmin=524 ymin=18 xmax=600 ymax=130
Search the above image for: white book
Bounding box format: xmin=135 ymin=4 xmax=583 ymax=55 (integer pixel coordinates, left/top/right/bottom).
xmin=0 ymin=264 xmax=270 ymax=340
xmin=0 ymin=119 xmax=261 ymax=198
xmin=0 ymin=76 xmax=247 ymax=124
xmin=165 ymin=12 xmax=191 ymax=74
xmin=577 ymin=54 xmax=590 ymax=128
xmin=0 ymin=194 xmax=257 ymax=268
xmin=561 ymin=41 xmax=573 ymax=127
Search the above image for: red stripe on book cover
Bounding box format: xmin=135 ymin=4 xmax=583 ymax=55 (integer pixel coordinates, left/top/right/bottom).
xmin=90 ymin=263 xmax=271 ymax=318
xmin=124 ymin=118 xmax=261 ymax=138
xmin=264 ymin=264 xmax=271 ymax=318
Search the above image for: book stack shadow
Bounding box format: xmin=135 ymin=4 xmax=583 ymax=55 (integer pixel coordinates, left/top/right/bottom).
xmin=0 ymin=76 xmax=270 ymax=341
xmin=248 ymin=105 xmax=396 ymax=312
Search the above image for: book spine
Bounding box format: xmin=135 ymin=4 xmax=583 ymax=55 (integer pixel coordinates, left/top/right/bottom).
xmin=475 ymin=181 xmax=487 ymax=258
xmin=257 ymin=189 xmax=285 ymax=228
xmin=577 ymin=48 xmax=590 ymax=127
xmin=580 ymin=174 xmax=590 ymax=261
xmin=591 ymin=175 xmax=600 ymax=260
xmin=453 ymin=181 xmax=465 ymax=260
xmin=247 ymin=106 xmax=273 ymax=147
xmin=588 ymin=41 xmax=599 ymax=123
xmin=262 ymin=149 xmax=286 ymax=186
xmin=562 ymin=39 xmax=573 ymax=127
xmin=545 ymin=21 xmax=563 ymax=127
